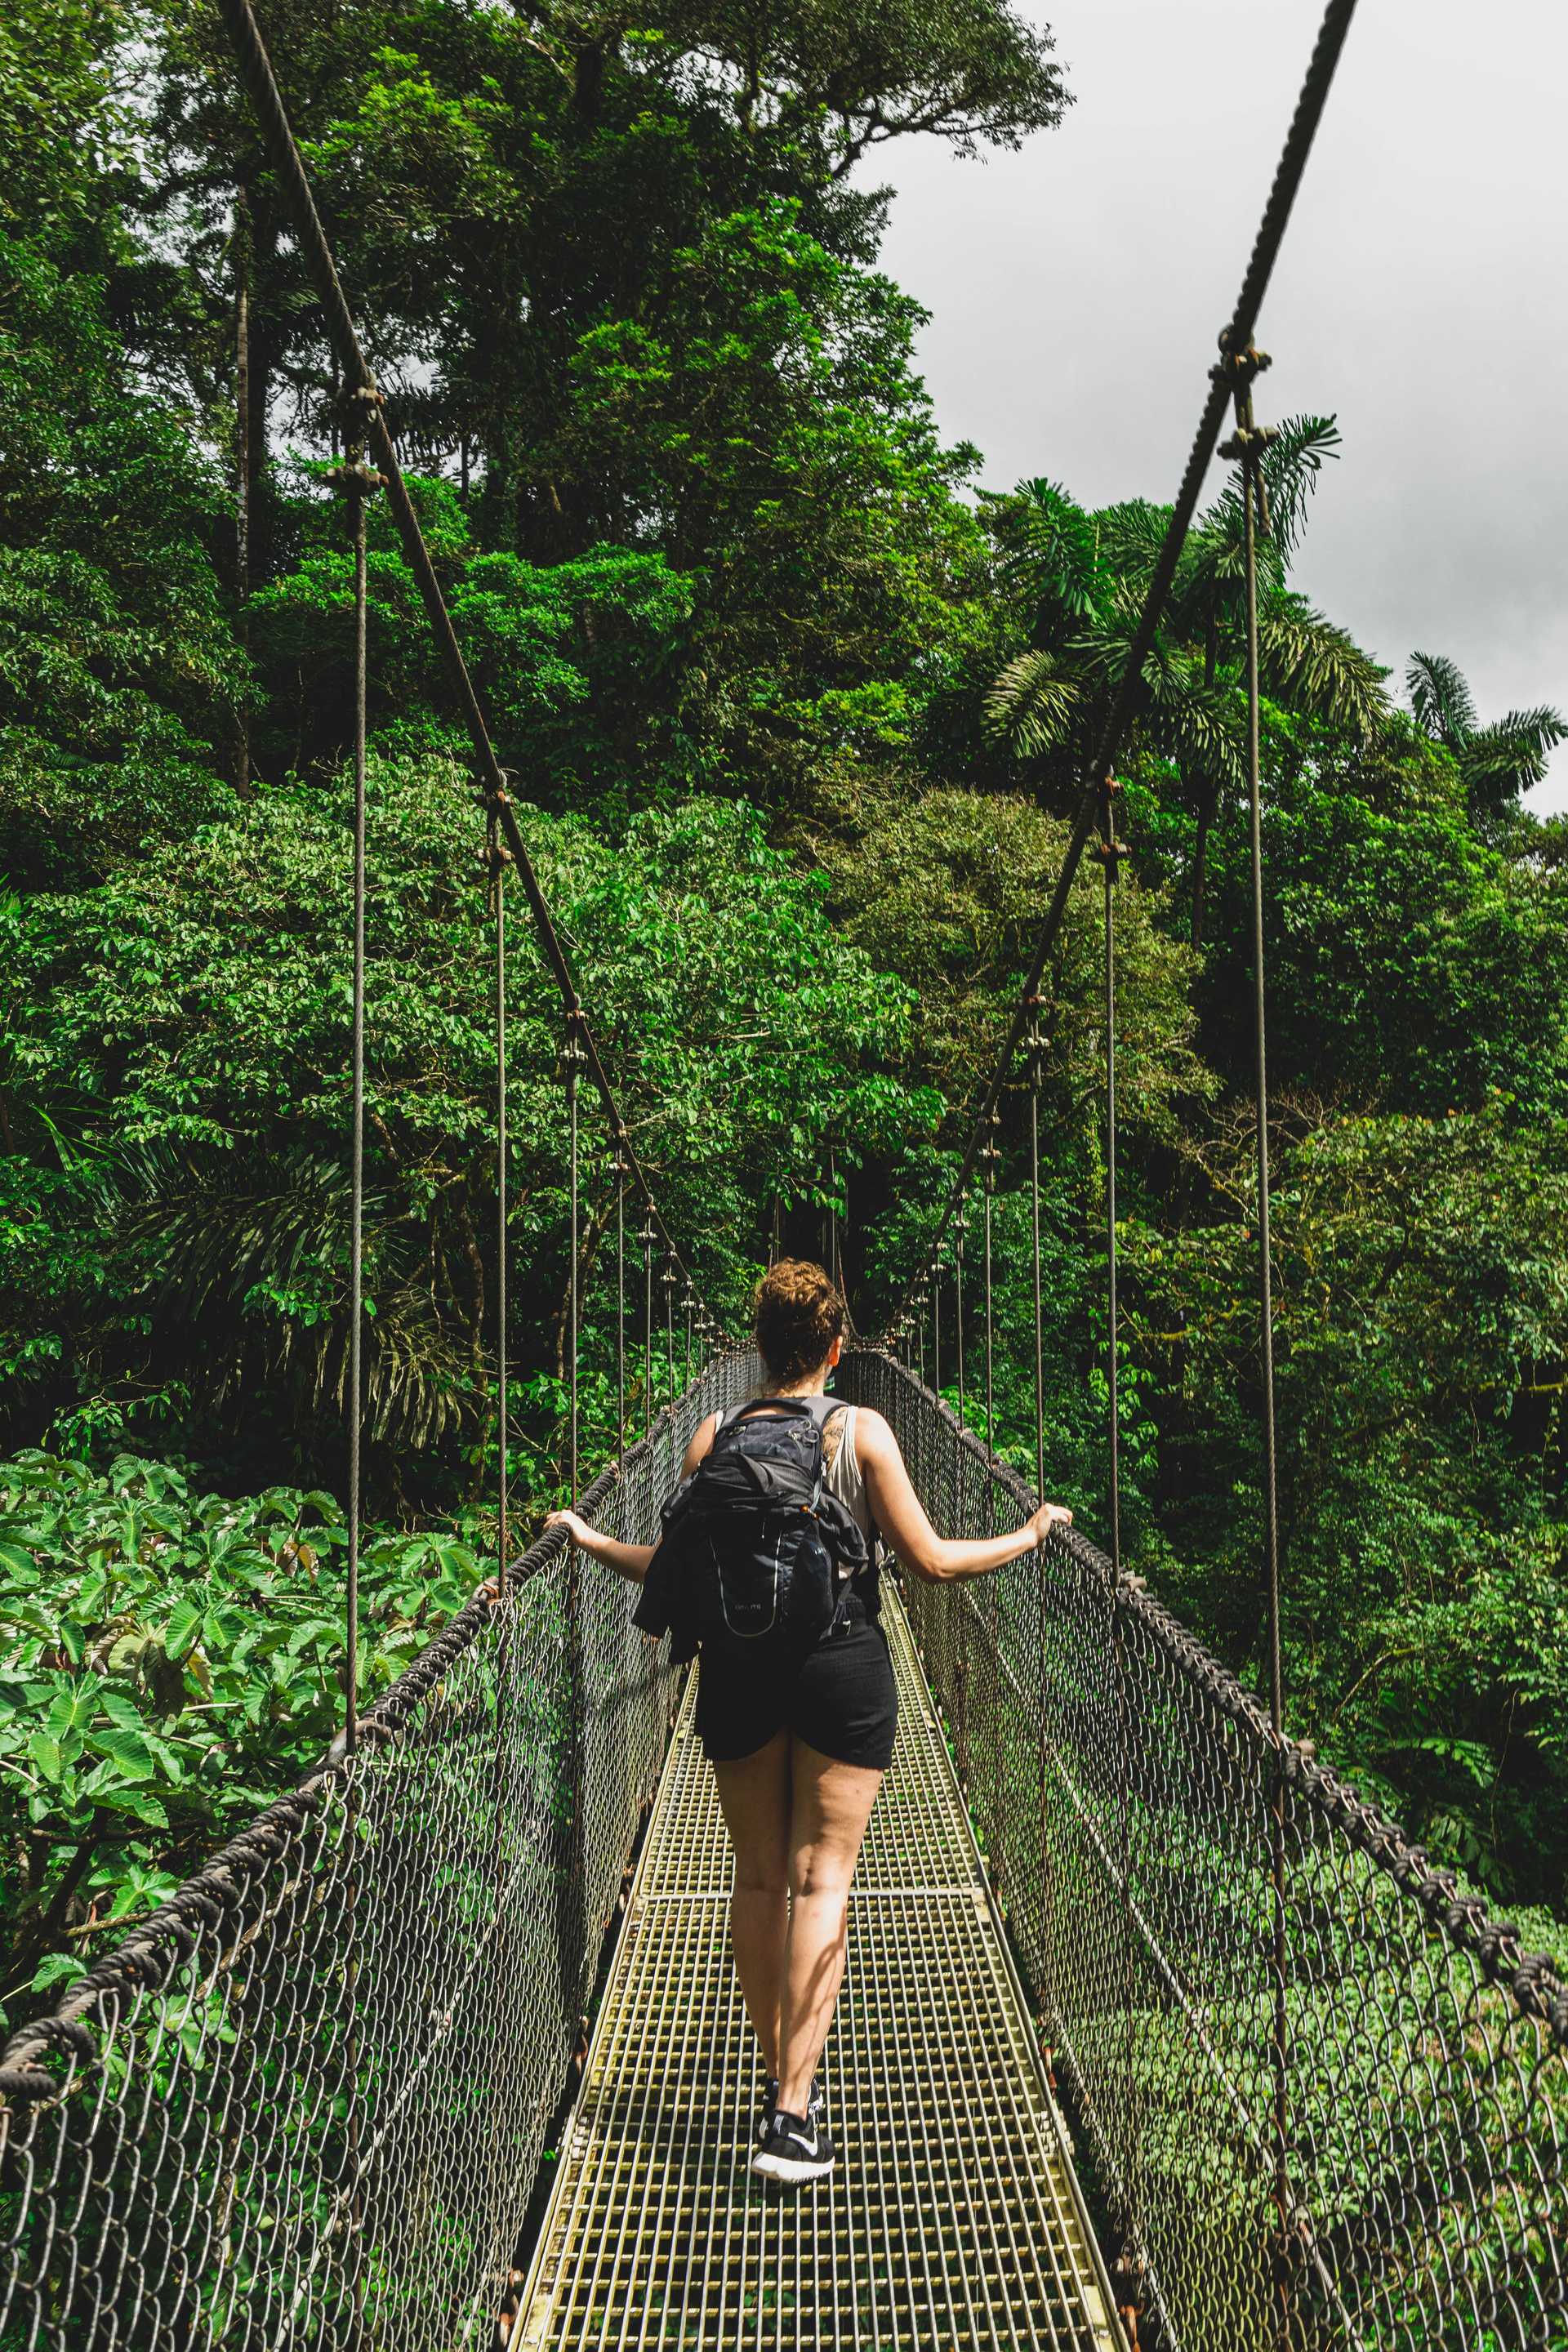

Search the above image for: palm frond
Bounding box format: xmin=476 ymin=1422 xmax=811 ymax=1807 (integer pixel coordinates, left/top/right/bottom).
xmin=1154 ymin=681 xmax=1249 ymax=794
xmin=334 ymin=1285 xmax=469 ymax=1450
xmin=132 ymin=1156 xmax=356 ymax=1335
xmin=1192 ymin=412 xmax=1339 ymax=585
xmin=1172 ymin=507 xmax=1284 ymax=633
xmin=983 ymin=649 xmax=1081 ymax=755
xmin=1258 ymin=597 xmax=1389 ymax=737
xmin=1259 ymin=414 xmax=1343 ymax=561
xmin=1490 ymin=705 xmax=1566 ymax=760
xmin=1461 ymin=707 xmax=1568 ymax=800
xmin=1093 ymin=500 xmax=1169 ymax=595
xmin=997 ymin=479 xmax=1101 ymax=630
xmin=1407 ymin=651 xmax=1477 ymax=749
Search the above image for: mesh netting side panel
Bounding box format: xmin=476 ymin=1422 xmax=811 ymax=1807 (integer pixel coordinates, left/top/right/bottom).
xmin=840 ymin=1348 xmax=1568 ymax=2352
xmin=0 ymin=1352 xmax=759 ymax=2352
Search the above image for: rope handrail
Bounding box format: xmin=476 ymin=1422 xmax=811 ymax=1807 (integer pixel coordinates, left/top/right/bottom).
xmin=842 ymin=1350 xmax=1568 ymax=2350
xmin=885 ymin=0 xmax=1361 ymax=1339
xmin=0 ymin=1370 xmax=739 ymax=2109
xmin=0 ymin=1356 xmax=758 ymax=2352
xmin=860 ymin=1348 xmax=1568 ymax=2036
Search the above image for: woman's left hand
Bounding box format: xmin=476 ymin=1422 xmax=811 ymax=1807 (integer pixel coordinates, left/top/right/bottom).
xmin=546 ymin=1509 xmax=594 ymax=1548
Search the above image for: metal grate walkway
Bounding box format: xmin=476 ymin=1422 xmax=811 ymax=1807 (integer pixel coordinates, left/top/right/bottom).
xmin=516 ymin=1589 xmax=1124 ymax=2351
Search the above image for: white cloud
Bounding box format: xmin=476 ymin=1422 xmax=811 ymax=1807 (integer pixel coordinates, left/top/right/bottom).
xmin=876 ymin=0 xmax=1568 ymax=808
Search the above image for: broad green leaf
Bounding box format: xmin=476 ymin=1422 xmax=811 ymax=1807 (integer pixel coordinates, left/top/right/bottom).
xmin=164 ymin=1597 xmax=203 ymax=1661
xmin=96 ymin=1785 xmax=170 ymax=1829
xmin=87 ymin=1725 xmax=157 ymax=1782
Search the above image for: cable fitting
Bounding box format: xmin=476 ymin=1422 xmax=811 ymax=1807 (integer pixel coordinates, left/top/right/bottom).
xmin=1022 ymin=992 xmax=1049 ymax=1088
xmin=559 ymin=1009 xmax=588 ymax=1076
xmin=1212 ymin=333 xmax=1272 ymax=382
xmin=1218 ymin=424 xmax=1280 ymax=461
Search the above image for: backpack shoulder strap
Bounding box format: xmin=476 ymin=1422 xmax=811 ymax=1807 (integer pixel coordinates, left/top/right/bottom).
xmin=731 ymin=1392 xmax=844 ymax=1428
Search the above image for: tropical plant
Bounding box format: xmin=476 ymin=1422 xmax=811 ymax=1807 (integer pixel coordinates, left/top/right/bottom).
xmin=1407 ymin=649 xmax=1566 ymax=835
xmin=982 ymin=425 xmax=1389 ymax=950
xmin=0 ymin=1447 xmax=482 ymax=2022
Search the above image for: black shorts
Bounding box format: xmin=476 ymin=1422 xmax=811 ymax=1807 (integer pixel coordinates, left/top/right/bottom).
xmin=694 ymin=1603 xmax=898 ymax=1772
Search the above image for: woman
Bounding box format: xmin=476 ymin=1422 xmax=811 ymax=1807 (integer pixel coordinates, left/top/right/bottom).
xmin=547 ymin=1259 xmax=1071 ymax=2185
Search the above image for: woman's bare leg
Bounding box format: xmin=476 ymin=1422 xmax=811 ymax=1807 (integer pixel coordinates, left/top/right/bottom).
xmin=711 ymin=1730 xmax=793 ymax=2076
xmin=777 ymin=1740 xmax=883 ymax=2116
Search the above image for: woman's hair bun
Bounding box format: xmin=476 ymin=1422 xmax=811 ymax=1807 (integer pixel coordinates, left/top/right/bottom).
xmin=753 ymin=1259 xmax=844 ymax=1386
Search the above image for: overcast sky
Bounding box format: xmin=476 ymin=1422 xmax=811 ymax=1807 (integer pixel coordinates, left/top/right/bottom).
xmin=877 ymin=0 xmax=1568 ymax=809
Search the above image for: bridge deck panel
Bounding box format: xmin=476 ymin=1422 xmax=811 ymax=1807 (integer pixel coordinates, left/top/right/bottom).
xmin=518 ymin=1592 xmax=1120 ymax=2352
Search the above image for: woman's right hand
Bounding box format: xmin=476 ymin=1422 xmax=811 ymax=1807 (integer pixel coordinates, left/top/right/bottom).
xmin=1030 ymin=1500 xmax=1073 ymax=1548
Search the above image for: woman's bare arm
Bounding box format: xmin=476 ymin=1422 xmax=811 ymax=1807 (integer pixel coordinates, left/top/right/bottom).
xmin=855 ymin=1410 xmax=1071 ymax=1582
xmin=545 ymin=1411 xmax=721 ymax=1582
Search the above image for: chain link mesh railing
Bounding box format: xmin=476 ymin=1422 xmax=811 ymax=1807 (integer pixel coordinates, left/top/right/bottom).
xmin=840 ymin=1348 xmax=1568 ymax=2352
xmin=0 ymin=1352 xmax=757 ymax=2352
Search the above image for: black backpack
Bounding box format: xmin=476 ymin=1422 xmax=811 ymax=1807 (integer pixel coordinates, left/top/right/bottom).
xmin=634 ymin=1396 xmax=871 ymax=1663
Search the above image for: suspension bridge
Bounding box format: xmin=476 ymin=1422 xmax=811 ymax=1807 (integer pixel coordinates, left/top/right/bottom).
xmin=2 ymin=0 xmax=1565 ymax=2346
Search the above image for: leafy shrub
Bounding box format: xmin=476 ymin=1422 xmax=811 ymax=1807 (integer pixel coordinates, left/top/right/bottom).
xmin=0 ymin=1448 xmax=481 ymax=2027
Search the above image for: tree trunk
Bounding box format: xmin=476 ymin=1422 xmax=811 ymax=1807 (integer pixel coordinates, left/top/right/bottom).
xmin=6 ymin=1836 xmax=97 ymax=1993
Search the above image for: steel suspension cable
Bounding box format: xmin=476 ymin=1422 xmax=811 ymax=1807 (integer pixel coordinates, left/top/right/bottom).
xmin=336 ymin=430 xmax=372 ymax=2352
xmin=337 ymin=447 xmax=371 ymax=1756
xmin=981 ymin=1115 xmax=999 ymax=1446
xmin=565 ymin=1016 xmax=583 ymax=1506
xmin=490 ymin=825 xmax=510 ymax=1570
xmin=883 ymin=0 xmax=1361 ymax=1339
xmin=1224 ymin=360 xmax=1293 ymax=2335
xmin=1233 ymin=416 xmax=1286 ymax=1806
xmin=1026 ymin=1001 xmax=1047 ymax=1502
xmin=1095 ymin=767 xmax=1143 ymax=2306
xmin=614 ymin=1148 xmax=627 ymax=1467
xmin=827 ymin=1143 xmax=840 ymax=1294
xmin=954 ymin=1216 xmax=967 ymax=1428
xmin=643 ymin=1217 xmax=656 ymax=1435
xmin=216 ymin=0 xmax=709 ymax=1328
xmin=1101 ymin=778 xmax=1125 ymax=1574
xmin=561 ymin=1022 xmax=587 ymax=2041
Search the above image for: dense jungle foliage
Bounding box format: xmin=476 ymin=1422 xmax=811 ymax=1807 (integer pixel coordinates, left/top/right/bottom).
xmin=2 ymin=0 xmax=1566 ymax=2020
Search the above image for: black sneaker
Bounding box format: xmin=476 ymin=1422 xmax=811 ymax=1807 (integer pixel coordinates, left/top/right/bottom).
xmin=751 ymin=2106 xmax=836 ymax=2184
xmin=756 ymin=2076 xmax=779 ymax=2147
xmin=756 ymin=2073 xmax=823 ymax=2147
